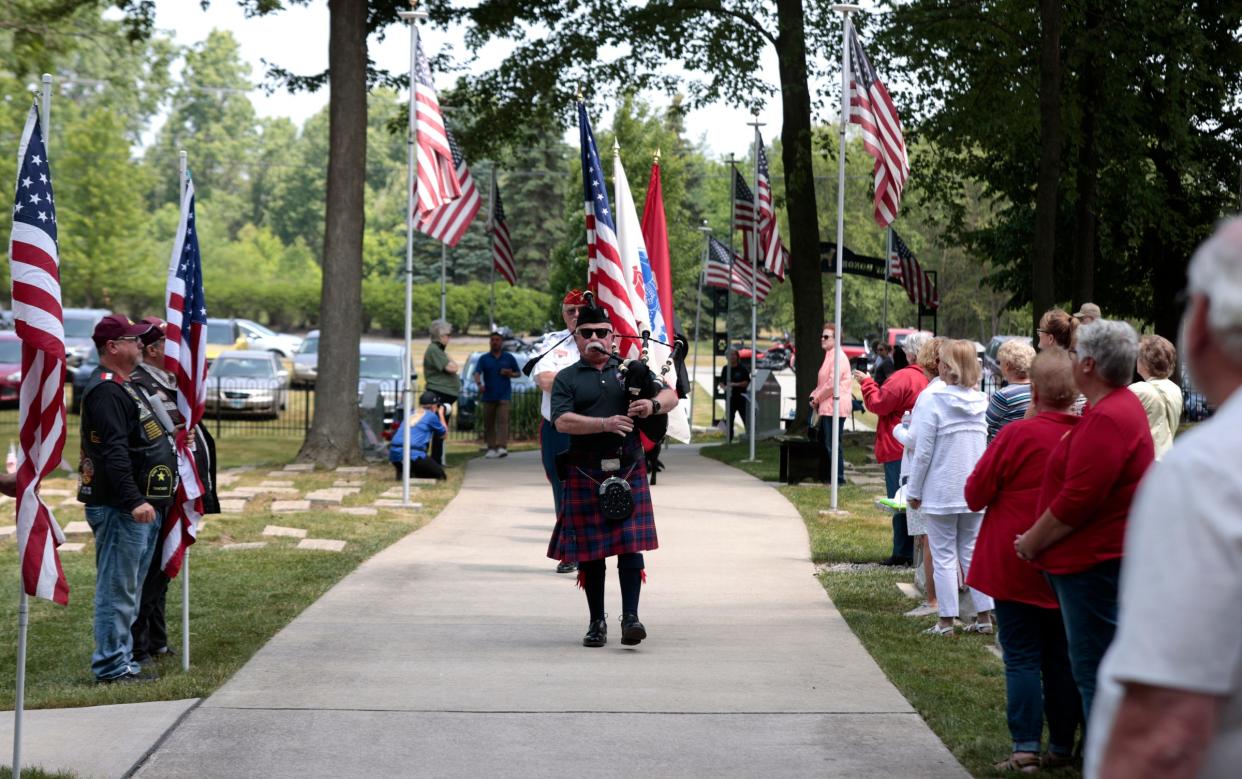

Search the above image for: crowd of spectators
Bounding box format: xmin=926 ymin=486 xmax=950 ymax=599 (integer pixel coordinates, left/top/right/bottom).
xmin=853 ymin=216 xmax=1242 ymax=774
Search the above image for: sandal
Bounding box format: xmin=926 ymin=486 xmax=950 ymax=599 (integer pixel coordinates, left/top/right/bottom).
xmin=1041 ymin=751 xmax=1075 ymax=769
xmin=993 ymin=752 xmax=1040 ymax=773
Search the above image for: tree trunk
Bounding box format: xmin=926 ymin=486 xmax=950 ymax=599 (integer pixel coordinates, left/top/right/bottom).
xmin=297 ymin=0 xmax=367 ymax=467
xmin=775 ymin=0 xmax=823 ymax=431
xmin=1032 ymin=0 xmax=1063 ymax=334
xmin=1072 ymin=2 xmax=1101 ymax=308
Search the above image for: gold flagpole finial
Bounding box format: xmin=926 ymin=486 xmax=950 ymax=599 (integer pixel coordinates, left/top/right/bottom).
xmin=575 ymin=83 xmax=584 ymax=101
xmin=612 ymin=137 xmax=620 ymax=158
xmin=653 ymin=148 xmax=661 ymax=164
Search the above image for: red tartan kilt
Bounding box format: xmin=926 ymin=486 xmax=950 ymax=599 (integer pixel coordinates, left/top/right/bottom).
xmin=547 ymin=455 xmax=658 ymax=563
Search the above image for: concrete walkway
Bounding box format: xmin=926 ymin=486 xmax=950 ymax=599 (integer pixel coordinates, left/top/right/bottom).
xmin=0 ymin=699 xmax=197 ymax=778
xmin=134 ymin=447 xmax=963 ymax=778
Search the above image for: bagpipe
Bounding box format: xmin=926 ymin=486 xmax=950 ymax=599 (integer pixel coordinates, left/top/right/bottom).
xmin=520 ymin=295 xmax=685 ymax=444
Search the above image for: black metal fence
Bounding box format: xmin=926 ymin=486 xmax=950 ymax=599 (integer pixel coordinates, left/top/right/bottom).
xmin=0 ymin=381 xmax=548 ymax=449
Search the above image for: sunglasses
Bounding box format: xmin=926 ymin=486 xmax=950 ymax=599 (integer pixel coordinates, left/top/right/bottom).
xmin=821 ymin=334 xmax=833 ymax=339
xmin=577 ymin=327 xmax=613 ymax=339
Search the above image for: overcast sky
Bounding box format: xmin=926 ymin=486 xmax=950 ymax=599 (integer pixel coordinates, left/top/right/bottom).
xmin=149 ymin=0 xmax=803 ymax=160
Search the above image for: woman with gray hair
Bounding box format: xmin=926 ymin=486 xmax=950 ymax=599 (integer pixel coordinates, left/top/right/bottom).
xmin=855 ymin=331 xmax=932 ymax=566
xmin=1015 ymin=319 xmax=1155 ymax=724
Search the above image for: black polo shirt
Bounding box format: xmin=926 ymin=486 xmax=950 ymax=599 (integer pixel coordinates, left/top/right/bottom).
xmin=551 ymin=356 xmax=664 ymax=455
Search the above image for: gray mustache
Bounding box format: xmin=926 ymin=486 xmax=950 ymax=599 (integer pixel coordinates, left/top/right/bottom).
xmin=586 ymin=342 xmax=608 ymax=354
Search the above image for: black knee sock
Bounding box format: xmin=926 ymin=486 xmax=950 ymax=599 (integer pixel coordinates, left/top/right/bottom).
xmin=580 ymin=559 xmax=606 ymax=621
xmin=618 ymin=553 xmax=644 ymax=616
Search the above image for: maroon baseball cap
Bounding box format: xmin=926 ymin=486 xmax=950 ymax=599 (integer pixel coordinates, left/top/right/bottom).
xmin=139 ymin=316 xmax=167 ymax=346
xmin=92 ymin=314 xmax=152 ymax=348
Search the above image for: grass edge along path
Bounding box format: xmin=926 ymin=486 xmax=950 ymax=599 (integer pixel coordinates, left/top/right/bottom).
xmin=0 ymin=439 xmax=473 ymax=712
xmin=700 ymin=437 xmax=1081 ymax=779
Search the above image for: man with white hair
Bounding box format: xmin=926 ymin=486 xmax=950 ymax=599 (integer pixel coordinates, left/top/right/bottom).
xmin=1087 ymin=218 xmax=1242 ymax=778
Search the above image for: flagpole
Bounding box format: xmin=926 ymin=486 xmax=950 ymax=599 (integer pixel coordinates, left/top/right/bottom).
xmin=439 ymin=244 xmax=447 ymax=321
xmin=745 ymin=112 xmax=763 ymax=463
xmin=692 ymin=223 xmax=712 ymax=440
xmin=12 ymin=73 xmax=54 ymax=779
xmin=176 ymin=149 xmax=193 ymax=672
xmin=725 ymin=154 xmax=736 ymax=444
xmin=830 ymin=4 xmax=860 ymax=511
xmin=487 ymin=166 xmax=497 ymax=332
xmin=883 ymin=227 xmax=892 ymax=343
xmin=400 ymin=3 xmax=428 ymax=507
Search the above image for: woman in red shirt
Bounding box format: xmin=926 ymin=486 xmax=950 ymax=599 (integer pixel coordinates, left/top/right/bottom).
xmin=1015 ymin=320 xmax=1155 ymax=725
xmin=966 ymin=349 xmax=1082 ymax=771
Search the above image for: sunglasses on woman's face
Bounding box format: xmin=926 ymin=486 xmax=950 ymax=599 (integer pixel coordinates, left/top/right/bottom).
xmin=578 ymin=327 xmax=612 ymax=339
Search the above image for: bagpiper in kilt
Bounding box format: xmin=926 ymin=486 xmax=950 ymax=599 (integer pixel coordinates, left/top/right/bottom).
xmin=547 ymin=303 xmax=679 ymax=648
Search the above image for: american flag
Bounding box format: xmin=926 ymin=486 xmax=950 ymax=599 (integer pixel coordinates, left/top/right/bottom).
xmin=890 ymin=229 xmax=939 ymax=310
xmin=848 ymin=25 xmax=909 ymax=227
xmin=161 ymin=176 xmax=208 ymax=578
xmin=412 ymin=35 xmax=461 ymax=218
xmin=755 ymin=137 xmax=788 ymax=280
xmin=579 ymin=102 xmax=639 ymax=354
xmin=706 ymin=236 xmax=772 ymax=302
xmin=416 ymin=128 xmax=480 ymax=246
xmin=8 ymin=103 xmax=69 ymax=605
xmin=489 ymin=177 xmax=515 ymax=285
xmin=732 ymin=165 xmax=754 ymax=230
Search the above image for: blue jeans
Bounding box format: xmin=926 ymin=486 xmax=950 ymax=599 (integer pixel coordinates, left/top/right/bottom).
xmin=883 ymin=460 xmax=912 ymax=560
xmin=86 ymin=504 xmax=162 ymax=680
xmin=818 ymin=416 xmax=847 ymax=485
xmin=994 ymin=599 xmax=1082 ymax=755
xmin=540 ymin=418 xmax=570 ymax=515
xmin=1045 ymin=557 xmax=1121 ymax=726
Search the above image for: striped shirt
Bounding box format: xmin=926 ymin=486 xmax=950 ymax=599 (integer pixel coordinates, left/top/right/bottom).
xmin=986 ymin=383 xmax=1032 ymax=443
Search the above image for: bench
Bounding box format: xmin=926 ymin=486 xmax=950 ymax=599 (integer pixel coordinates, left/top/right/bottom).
xmin=776 ymin=435 xmax=830 ymax=485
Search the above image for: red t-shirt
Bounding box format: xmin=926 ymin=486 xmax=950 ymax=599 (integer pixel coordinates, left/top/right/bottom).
xmin=965 ymin=412 xmax=1079 ymax=607
xmin=859 ymin=365 xmax=929 ymax=463
xmin=1033 ymin=388 xmax=1155 ymax=575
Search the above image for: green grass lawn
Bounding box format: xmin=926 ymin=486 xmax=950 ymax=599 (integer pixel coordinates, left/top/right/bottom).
xmin=700 ymin=437 xmax=1080 ymax=779
xmin=0 ymin=440 xmax=473 ymax=711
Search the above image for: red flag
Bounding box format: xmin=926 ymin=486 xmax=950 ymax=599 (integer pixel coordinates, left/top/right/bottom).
xmin=641 ymin=159 xmax=675 ymax=337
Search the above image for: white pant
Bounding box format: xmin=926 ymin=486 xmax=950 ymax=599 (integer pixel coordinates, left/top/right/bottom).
xmin=923 ymin=511 xmax=994 ymax=619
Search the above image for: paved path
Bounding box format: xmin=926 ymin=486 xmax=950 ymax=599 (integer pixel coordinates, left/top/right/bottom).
xmin=0 ymin=699 xmax=197 ymax=778
xmin=135 ymin=447 xmax=962 ymax=778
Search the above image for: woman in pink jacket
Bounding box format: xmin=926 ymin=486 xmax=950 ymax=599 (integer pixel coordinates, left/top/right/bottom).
xmin=809 ymin=323 xmax=853 ymax=485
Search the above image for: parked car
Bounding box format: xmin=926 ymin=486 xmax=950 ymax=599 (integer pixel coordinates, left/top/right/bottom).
xmin=0 ymin=332 xmax=23 ymax=406
xmin=205 ymin=350 xmax=288 ymax=418
xmin=983 ymin=335 xmax=1028 ymax=385
xmin=236 ymin=319 xmax=302 ymax=359
xmin=357 ymin=340 xmax=415 ymax=429
xmin=69 ymin=343 xmax=100 ymax=414
xmin=292 ymin=329 xmax=319 ymax=386
xmin=63 ymin=307 xmax=111 ymax=368
xmin=456 ymin=348 xmax=539 ymax=431
xmin=206 ymin=318 xmax=248 ymax=364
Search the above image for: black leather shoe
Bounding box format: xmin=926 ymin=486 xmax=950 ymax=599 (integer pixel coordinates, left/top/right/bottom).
xmin=620 ymin=613 xmax=647 ymax=646
xmin=879 ymin=555 xmax=914 ymax=567
xmin=556 ymin=561 xmax=577 ymax=574
xmin=583 ymin=618 xmax=607 ymax=647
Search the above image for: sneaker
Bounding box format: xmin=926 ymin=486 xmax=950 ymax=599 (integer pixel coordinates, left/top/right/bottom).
xmin=923 ymin=623 xmax=956 ymax=636
xmin=963 ymin=621 xmax=994 ymax=635
xmin=96 ymin=667 xmax=159 ymax=684
xmin=903 ymin=602 xmax=938 ymax=618
xmin=497 ymin=447 xmax=508 ymax=457
xmin=484 ymin=449 xmax=499 ymax=459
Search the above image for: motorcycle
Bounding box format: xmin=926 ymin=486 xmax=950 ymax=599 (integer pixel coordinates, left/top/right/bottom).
xmin=733 ymin=335 xmax=796 ymax=371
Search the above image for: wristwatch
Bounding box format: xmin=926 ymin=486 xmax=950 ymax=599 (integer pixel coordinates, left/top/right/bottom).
xmin=651 ymin=398 xmax=661 ymax=415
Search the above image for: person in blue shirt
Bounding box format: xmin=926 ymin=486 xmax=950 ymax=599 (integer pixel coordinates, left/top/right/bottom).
xmin=473 ymin=331 xmax=521 ymax=458
xmin=389 ymin=391 xmax=448 ymax=480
